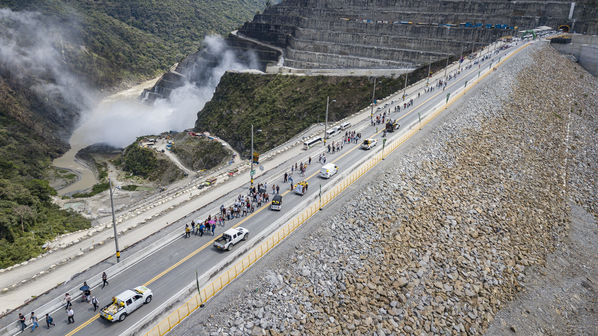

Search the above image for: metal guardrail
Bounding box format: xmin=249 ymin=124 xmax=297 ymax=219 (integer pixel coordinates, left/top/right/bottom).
xmin=142 ymin=119 xmax=420 ymax=336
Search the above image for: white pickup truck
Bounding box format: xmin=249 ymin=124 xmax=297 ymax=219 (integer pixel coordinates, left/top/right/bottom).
xmin=214 ymin=227 xmax=249 ymax=251
xmin=100 ymin=286 xmax=153 ymax=322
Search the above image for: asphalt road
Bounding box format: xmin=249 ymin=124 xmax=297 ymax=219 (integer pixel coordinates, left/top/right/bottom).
xmin=13 ymin=43 xmax=520 ymax=336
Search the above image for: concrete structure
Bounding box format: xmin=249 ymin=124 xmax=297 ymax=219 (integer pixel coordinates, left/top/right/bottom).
xmin=239 ymin=0 xmax=598 ymax=70
xmin=145 ymin=0 xmax=597 ymax=100
xmin=551 ymin=34 xmax=598 ymax=76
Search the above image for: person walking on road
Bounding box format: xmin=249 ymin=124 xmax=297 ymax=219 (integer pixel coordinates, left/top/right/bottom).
xmin=81 ymin=282 xmax=91 ymax=302
xmin=102 ymin=272 xmax=109 ymax=289
xmin=45 ymin=314 xmax=55 ymax=329
xmin=29 ymin=312 xmax=39 ymax=332
xmin=91 ymin=296 xmax=99 ymax=312
xmin=64 ymin=293 xmax=72 ymax=310
xmin=18 ymin=313 xmax=26 ymax=332
xmin=67 ymin=308 xmax=75 ymax=324
xmin=184 ymin=224 xmax=191 ymax=238
xmin=211 ymin=222 xmax=215 ymax=236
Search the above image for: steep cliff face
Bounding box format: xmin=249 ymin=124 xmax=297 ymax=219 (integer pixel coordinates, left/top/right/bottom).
xmin=238 ymin=0 xmax=597 ymax=69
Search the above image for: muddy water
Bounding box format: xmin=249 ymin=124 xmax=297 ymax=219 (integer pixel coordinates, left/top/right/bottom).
xmin=52 ymin=130 xmax=97 ymax=195
xmin=53 ymin=76 xmax=162 ymax=195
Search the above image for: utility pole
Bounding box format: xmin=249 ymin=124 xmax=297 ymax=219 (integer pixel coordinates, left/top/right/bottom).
xmin=459 ymin=44 xmax=463 ymax=70
xmin=324 ymin=96 xmax=335 ymax=144
xmin=109 ymin=179 xmax=120 ymax=262
xmin=324 ymin=96 xmax=329 ymax=145
xmin=444 ymin=56 xmax=449 ymax=81
xmin=250 ymin=124 xmax=254 ymax=187
xmin=370 ymin=78 xmax=377 ymax=119
xmin=402 ymin=72 xmax=408 ymax=100
xmin=427 ymin=55 xmax=432 ymax=85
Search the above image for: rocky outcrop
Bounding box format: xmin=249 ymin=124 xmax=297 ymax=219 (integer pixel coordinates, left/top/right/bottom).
xmin=172 ymin=44 xmax=598 ymax=335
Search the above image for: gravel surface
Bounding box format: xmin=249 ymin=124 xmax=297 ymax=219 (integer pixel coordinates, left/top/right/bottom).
xmin=170 ymin=43 xmax=598 ymax=336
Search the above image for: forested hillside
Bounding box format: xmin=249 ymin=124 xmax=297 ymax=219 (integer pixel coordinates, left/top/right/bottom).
xmin=1 ymin=0 xmax=267 ymax=88
xmin=0 ymin=0 xmax=267 ymax=267
xmin=0 ymin=79 xmax=89 ymax=268
xmin=196 ymin=56 xmax=456 ymax=156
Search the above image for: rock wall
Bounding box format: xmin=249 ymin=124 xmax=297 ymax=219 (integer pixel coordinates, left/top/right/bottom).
xmin=239 ymin=0 xmax=598 ymax=69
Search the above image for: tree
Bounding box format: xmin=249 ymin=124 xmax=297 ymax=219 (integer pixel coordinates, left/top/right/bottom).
xmin=13 ymin=205 xmax=34 ymax=232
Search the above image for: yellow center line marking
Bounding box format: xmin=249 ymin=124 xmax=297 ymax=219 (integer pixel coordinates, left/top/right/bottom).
xmin=64 ymin=314 xmax=99 ymax=336
xmin=68 ymin=45 xmax=525 ymax=335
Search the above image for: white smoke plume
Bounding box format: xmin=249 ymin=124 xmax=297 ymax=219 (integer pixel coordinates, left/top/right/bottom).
xmin=0 ymin=8 xmax=97 ymax=113
xmin=0 ymin=8 xmax=259 ymax=148
xmin=76 ymin=35 xmax=259 ymax=147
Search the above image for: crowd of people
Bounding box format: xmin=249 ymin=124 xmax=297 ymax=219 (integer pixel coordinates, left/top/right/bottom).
xmin=181 ymin=47 xmax=498 ymax=251
xmin=18 ymin=273 xmax=110 ymax=332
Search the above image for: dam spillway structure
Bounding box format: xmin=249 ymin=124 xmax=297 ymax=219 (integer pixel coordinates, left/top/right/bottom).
xmin=146 ymin=0 xmax=597 ymax=101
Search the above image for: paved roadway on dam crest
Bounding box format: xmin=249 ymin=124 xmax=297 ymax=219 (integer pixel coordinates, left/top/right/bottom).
xmin=9 ymin=41 xmax=526 ymax=336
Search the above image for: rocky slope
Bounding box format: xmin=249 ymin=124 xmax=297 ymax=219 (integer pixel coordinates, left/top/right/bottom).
xmin=172 ymin=43 xmax=598 ymax=335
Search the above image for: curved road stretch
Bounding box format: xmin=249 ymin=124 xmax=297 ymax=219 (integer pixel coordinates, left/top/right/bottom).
xmin=4 ymin=41 xmax=526 ymax=336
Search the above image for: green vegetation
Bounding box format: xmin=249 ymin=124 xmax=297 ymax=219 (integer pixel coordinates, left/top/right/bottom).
xmin=0 ymin=95 xmax=89 ymax=268
xmin=172 ymin=134 xmax=231 ymax=171
xmin=121 ymin=185 xmax=139 ymax=191
xmin=121 ymin=141 xmax=185 ymax=184
xmin=0 ymin=0 xmax=266 ymax=267
xmin=97 ymin=162 xmax=108 ymax=180
xmin=72 ymin=182 xmax=110 ymax=198
xmin=197 ymin=57 xmax=457 ymax=156
xmin=0 ymin=0 xmax=268 ymax=88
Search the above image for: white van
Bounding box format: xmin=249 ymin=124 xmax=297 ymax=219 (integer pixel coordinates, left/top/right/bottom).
xmin=303 ymin=137 xmax=322 ymax=149
xmin=340 ymin=122 xmax=351 ymax=130
xmin=319 ymin=163 xmax=339 ymax=179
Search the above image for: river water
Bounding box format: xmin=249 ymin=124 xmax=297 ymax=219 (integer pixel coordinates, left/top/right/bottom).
xmin=52 ymin=76 xmax=162 ymax=195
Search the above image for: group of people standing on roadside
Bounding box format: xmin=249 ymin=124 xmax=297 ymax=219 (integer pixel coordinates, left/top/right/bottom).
xmin=185 ymin=216 xmax=217 ymax=238
xmin=184 ymin=181 xmax=279 ymax=238
xmin=344 ymin=130 xmax=361 ymax=144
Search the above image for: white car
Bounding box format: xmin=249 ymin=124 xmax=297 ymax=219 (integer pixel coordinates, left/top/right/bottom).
xmin=361 ymin=139 xmax=378 ymax=150
xmin=101 ymin=286 xmax=152 ymax=322
xmin=214 ymin=227 xmax=249 ymax=251
xmin=319 ymin=163 xmax=339 ymax=179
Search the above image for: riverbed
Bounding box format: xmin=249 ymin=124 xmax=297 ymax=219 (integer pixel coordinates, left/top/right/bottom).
xmin=52 ymin=76 xmax=163 ymax=195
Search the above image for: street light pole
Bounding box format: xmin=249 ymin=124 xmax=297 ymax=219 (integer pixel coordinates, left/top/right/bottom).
xmin=459 ymin=44 xmax=463 ymax=70
xmin=402 ymin=72 xmax=408 ymax=99
xmin=324 ymin=96 xmax=329 ymax=145
xmin=427 ymin=55 xmax=431 ymax=85
xmin=370 ymin=78 xmax=377 ymax=119
xmin=444 ymin=55 xmax=449 ymax=81
xmin=324 ymin=96 xmax=336 ymax=145
xmin=250 ymin=124 xmax=254 ymax=187
xmin=109 ymin=179 xmax=120 ymax=262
